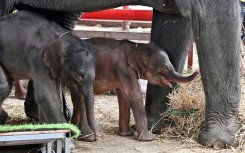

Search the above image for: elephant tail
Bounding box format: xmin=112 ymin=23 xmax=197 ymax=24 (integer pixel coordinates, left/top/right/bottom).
xmin=0 ymin=0 xmax=16 ymax=16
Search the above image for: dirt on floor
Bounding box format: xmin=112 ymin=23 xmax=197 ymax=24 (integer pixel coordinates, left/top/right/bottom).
xmin=70 ymin=94 xmax=244 ymax=153
xmin=0 ymin=95 xmax=211 ymax=153
xmin=70 ymin=97 xmax=208 ymax=153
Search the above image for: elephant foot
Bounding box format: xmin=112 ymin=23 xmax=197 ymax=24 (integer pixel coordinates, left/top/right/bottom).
xmin=0 ymin=109 xmax=8 ymax=124
xmin=199 ymin=120 xmax=240 ymax=149
xmin=77 ymin=126 xmax=100 ymax=142
xmin=78 ymin=133 xmax=97 ymax=142
xmin=137 ymin=130 xmax=155 ymax=142
xmin=118 ymin=127 xmax=134 ymax=136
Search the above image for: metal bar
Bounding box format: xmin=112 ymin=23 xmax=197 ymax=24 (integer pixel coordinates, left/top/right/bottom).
xmin=0 ymin=130 xmax=71 ymax=152
xmin=0 ymin=130 xmax=71 ymax=136
xmin=0 ymin=133 xmax=67 ymax=142
xmin=73 ymin=30 xmax=150 ymax=40
xmin=64 ymin=138 xmax=71 ymax=153
xmin=56 ymin=139 xmax=62 ymax=153
xmin=0 ymin=139 xmax=55 ymax=146
xmin=47 ymin=142 xmax=52 ymax=153
xmin=77 ymin=20 xmax=152 ymax=28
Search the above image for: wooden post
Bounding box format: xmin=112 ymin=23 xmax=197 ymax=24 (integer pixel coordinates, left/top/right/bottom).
xmin=122 ymin=6 xmax=131 ymax=31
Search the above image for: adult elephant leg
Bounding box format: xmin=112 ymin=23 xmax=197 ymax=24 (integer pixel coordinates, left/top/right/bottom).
xmin=0 ymin=66 xmax=13 ymax=124
xmin=145 ymin=10 xmax=191 ymax=133
xmin=24 ymin=80 xmax=39 ymax=121
xmin=176 ymin=0 xmax=241 ymax=148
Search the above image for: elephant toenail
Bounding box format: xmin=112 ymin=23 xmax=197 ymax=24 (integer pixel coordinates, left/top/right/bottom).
xmin=213 ymin=141 xmax=226 ymax=150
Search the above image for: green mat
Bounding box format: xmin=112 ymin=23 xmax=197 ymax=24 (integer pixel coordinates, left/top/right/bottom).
xmin=0 ymin=123 xmax=80 ymax=138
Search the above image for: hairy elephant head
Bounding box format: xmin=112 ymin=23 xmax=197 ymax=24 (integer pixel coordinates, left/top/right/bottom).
xmin=41 ymin=35 xmax=98 ymax=138
xmin=41 ymin=36 xmax=95 ymax=90
xmin=128 ymin=42 xmax=199 ymax=88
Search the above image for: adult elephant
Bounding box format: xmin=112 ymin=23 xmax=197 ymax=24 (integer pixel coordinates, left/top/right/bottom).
xmin=146 ymin=2 xmax=241 ymax=149
xmin=0 ymin=0 xmax=241 ymax=148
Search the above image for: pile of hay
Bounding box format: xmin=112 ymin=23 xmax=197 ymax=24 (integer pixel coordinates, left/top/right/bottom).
xmin=161 ymin=75 xmax=245 ymax=150
xmin=161 ymin=76 xmax=205 ymax=140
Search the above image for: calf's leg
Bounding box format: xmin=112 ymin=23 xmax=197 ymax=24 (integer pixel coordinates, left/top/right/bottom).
xmin=116 ymin=88 xmax=134 ymax=136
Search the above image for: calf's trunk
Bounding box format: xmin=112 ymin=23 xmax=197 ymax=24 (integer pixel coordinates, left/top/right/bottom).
xmin=169 ymin=70 xmax=199 ymax=83
xmin=80 ymin=84 xmax=99 ymax=139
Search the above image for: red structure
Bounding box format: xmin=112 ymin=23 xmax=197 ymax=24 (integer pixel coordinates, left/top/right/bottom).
xmin=81 ymin=8 xmax=152 ymax=21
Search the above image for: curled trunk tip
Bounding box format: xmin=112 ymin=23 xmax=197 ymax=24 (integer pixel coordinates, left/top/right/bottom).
xmin=172 ymin=69 xmax=199 ymax=83
xmin=184 ymin=70 xmax=199 ymax=82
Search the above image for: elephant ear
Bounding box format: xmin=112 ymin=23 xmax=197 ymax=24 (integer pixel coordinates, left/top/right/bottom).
xmin=128 ymin=51 xmax=139 ymax=72
xmin=41 ymin=38 xmax=65 ymax=79
xmin=127 ymin=45 xmax=149 ymax=79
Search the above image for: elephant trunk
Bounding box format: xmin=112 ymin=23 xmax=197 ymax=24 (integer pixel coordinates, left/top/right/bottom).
xmin=169 ymin=70 xmax=199 ymax=83
xmin=81 ymin=84 xmax=99 ymax=139
xmin=1 ymin=0 xmax=168 ymax=15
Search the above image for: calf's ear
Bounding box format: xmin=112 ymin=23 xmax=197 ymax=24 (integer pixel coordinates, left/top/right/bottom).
xmin=41 ymin=38 xmax=64 ymax=79
xmin=128 ymin=52 xmax=139 ymax=72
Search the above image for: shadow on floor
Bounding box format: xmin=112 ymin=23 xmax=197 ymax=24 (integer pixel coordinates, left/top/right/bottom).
xmin=0 ymin=144 xmax=42 ymax=153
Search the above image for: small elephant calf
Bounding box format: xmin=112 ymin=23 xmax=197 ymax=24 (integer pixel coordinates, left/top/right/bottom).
xmin=71 ymin=37 xmax=199 ymax=141
xmin=0 ymin=10 xmax=98 ymax=137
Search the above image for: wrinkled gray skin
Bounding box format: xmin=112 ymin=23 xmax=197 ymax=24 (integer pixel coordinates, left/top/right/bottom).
xmin=0 ymin=0 xmax=175 ymax=15
xmin=0 ymin=0 xmax=241 ymax=148
xmin=0 ymin=11 xmax=98 ymax=138
xmin=147 ymin=1 xmax=241 ymax=149
xmin=71 ymin=37 xmax=198 ymax=142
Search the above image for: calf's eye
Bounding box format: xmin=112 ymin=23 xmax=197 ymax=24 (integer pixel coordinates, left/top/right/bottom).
xmin=162 ymin=67 xmax=168 ymax=72
xmin=74 ymin=73 xmax=84 ymax=81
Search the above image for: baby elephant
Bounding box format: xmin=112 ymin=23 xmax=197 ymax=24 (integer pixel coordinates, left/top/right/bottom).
xmin=0 ymin=10 xmax=99 ymax=138
xmin=71 ymin=37 xmax=199 ymax=142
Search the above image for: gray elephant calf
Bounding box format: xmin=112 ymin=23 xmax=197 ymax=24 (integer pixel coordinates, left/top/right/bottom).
xmin=71 ymin=37 xmax=199 ymax=141
xmin=0 ymin=10 xmax=99 ymax=138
